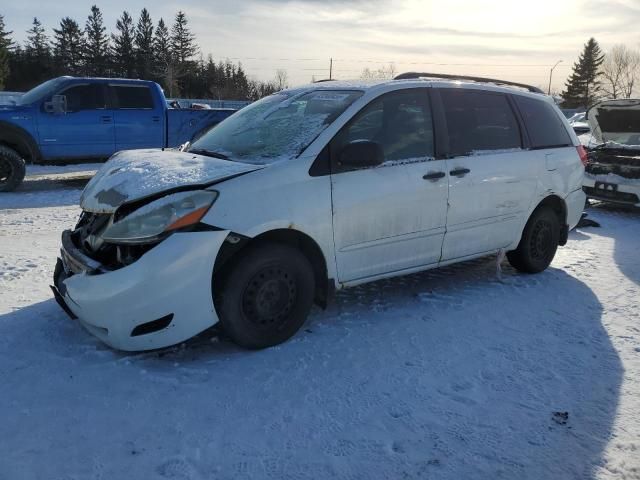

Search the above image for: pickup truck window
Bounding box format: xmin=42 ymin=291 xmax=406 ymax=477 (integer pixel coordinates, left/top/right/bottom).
xmin=189 ymin=89 xmax=363 ymax=164
xmin=111 ymin=85 xmax=154 ymax=109
xmin=62 ymin=84 xmax=107 ymax=112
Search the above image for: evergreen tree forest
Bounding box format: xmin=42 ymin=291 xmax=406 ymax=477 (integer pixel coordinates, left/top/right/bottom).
xmin=0 ymin=7 xmax=281 ymax=100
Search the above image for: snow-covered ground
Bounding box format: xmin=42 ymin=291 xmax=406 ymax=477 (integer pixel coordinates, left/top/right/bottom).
xmin=1 ymin=176 xmax=639 ymax=479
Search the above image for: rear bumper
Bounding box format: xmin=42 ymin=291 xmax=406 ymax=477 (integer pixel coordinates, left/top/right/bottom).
xmin=565 ymin=187 xmax=587 ymax=230
xmin=52 ymin=230 xmax=229 ymax=351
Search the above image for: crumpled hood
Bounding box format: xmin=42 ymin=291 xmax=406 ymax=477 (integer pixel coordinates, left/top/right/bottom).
xmin=587 ymin=99 xmax=640 ymax=146
xmin=80 ymin=149 xmax=264 ymax=213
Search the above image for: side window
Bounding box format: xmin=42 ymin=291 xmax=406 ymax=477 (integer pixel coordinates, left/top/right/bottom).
xmin=514 ymin=96 xmax=572 ymax=149
xmin=439 ymin=89 xmax=522 ymax=157
xmin=61 ymin=84 xmax=106 ymax=112
xmin=111 ymin=85 xmax=154 ymax=109
xmin=334 ymin=89 xmax=434 ymax=166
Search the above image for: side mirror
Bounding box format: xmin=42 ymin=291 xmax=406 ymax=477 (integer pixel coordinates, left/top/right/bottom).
xmin=44 ymin=94 xmax=67 ymax=114
xmin=339 ymin=140 xmax=384 ymax=168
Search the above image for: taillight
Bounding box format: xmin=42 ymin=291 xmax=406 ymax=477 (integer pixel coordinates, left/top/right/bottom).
xmin=576 ymin=145 xmax=588 ymax=167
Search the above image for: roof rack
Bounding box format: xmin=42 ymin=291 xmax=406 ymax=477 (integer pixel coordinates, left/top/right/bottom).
xmin=393 ymin=72 xmax=544 ymax=94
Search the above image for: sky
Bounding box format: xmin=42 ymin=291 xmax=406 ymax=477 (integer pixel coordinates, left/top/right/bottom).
xmin=3 ymin=0 xmax=640 ymax=91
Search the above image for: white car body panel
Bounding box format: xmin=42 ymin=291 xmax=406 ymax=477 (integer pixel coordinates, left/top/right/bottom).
xmin=80 ymin=149 xmax=264 ymax=213
xmin=442 ymin=149 xmax=539 ymax=260
xmin=331 ymin=158 xmax=449 ymax=282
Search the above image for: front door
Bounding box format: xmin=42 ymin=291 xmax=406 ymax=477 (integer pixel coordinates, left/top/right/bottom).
xmin=436 ymin=88 xmax=538 ymax=261
xmin=330 ymin=88 xmax=449 ymax=283
xmin=37 ymin=82 xmax=115 ymax=159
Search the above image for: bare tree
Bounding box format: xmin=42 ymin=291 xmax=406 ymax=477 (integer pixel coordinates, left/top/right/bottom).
xmin=600 ymin=44 xmax=640 ymax=99
xmin=360 ymin=63 xmax=397 ymax=80
xmin=274 ymin=69 xmax=289 ymax=91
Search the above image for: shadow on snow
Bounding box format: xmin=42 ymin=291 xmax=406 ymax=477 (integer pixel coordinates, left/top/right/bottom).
xmin=0 ymin=255 xmax=621 ymax=479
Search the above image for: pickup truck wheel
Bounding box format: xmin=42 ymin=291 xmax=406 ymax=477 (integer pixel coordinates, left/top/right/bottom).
xmin=216 ymin=243 xmax=315 ymax=349
xmin=507 ymin=207 xmax=560 ymax=274
xmin=0 ymin=146 xmax=26 ymax=192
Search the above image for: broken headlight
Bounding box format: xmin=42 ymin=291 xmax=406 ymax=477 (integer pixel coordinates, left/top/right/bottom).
xmin=101 ymin=190 xmax=218 ymax=244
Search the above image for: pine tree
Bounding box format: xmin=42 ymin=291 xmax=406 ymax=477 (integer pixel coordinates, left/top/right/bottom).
xmin=562 ymin=38 xmax=605 ymax=108
xmin=134 ymin=8 xmax=154 ymax=80
xmin=84 ymin=5 xmax=110 ymax=76
xmin=111 ymin=11 xmax=135 ymax=77
xmin=170 ymin=11 xmax=197 ymax=64
xmin=153 ymin=18 xmax=171 ymax=68
xmin=0 ymin=15 xmax=13 ymax=90
xmin=153 ymin=18 xmax=180 ymax=95
xmin=24 ymin=17 xmax=52 ymax=85
xmin=25 ymin=18 xmax=50 ymax=60
xmin=52 ymin=17 xmax=85 ymax=76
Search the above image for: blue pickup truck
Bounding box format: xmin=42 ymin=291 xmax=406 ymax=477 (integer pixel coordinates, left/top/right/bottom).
xmin=0 ymin=77 xmax=237 ymax=191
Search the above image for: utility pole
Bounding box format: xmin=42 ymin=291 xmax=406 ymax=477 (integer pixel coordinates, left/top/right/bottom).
xmin=548 ymin=60 xmax=563 ymax=95
xmin=329 ymin=58 xmax=333 ymax=80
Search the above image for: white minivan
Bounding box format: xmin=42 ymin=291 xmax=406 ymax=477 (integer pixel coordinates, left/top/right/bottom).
xmin=53 ymin=74 xmax=586 ymax=351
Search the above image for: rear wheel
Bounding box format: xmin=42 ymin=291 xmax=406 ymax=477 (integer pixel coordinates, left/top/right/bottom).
xmin=0 ymin=146 xmax=26 ymax=192
xmin=216 ymin=243 xmax=315 ymax=349
xmin=507 ymin=207 xmax=560 ymax=273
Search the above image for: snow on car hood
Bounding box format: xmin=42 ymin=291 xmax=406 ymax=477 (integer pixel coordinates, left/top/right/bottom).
xmin=587 ymin=99 xmax=640 ymax=146
xmin=80 ymin=149 xmax=264 ymax=213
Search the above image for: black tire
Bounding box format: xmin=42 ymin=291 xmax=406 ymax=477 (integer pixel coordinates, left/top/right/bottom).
xmin=507 ymin=207 xmax=560 ymax=274
xmin=0 ymin=145 xmax=26 ymax=192
xmin=216 ymin=243 xmax=315 ymax=349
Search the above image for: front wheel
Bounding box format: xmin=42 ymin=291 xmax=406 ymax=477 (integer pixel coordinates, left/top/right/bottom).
xmin=0 ymin=146 xmax=26 ymax=192
xmin=216 ymin=243 xmax=315 ymax=349
xmin=507 ymin=207 xmax=560 ymax=273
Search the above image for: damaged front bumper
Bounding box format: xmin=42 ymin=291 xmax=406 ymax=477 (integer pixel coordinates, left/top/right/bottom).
xmin=583 ymin=174 xmax=640 ymax=206
xmin=52 ymin=229 xmax=230 ymax=351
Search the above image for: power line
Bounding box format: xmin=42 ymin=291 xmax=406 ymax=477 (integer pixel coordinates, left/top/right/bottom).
xmin=209 ymin=56 xmax=572 ymax=69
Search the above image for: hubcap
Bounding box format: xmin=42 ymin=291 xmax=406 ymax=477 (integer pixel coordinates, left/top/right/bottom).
xmin=530 ymin=219 xmax=552 ymax=261
xmin=242 ymin=267 xmax=297 ymax=328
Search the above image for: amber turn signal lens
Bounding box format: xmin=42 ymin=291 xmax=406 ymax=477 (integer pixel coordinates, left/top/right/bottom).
xmin=165 ymin=206 xmax=211 ymax=231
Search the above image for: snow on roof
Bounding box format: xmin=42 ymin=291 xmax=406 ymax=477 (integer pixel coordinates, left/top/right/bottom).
xmin=287 ymin=77 xmax=548 ymax=99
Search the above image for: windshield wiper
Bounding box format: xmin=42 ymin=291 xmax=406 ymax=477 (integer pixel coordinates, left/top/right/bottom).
xmin=189 ymin=148 xmax=229 ymax=160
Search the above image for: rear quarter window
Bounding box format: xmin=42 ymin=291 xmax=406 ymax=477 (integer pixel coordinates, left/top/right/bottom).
xmin=514 ymin=96 xmax=572 ymax=149
xmin=111 ymin=85 xmax=154 ymax=109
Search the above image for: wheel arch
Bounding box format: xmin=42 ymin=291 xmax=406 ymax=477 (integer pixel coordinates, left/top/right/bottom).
xmin=531 ymin=194 xmax=568 ymax=245
xmin=0 ymin=121 xmax=41 ymax=163
xmin=213 ymin=228 xmax=334 ymax=309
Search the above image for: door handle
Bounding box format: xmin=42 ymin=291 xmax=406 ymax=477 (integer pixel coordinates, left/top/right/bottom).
xmin=152 ymin=116 xmax=161 ymax=123
xmin=423 ymin=171 xmax=446 ymax=180
xmin=100 ymin=115 xmax=112 ymax=123
xmin=450 ymin=167 xmax=470 ymax=177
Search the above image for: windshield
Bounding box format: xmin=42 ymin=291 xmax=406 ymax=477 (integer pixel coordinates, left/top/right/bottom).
xmin=18 ymin=78 xmax=67 ymax=105
xmin=189 ymin=89 xmax=363 ymax=164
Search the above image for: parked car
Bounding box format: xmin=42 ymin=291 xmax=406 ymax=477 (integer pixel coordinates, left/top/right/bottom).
xmin=568 ymin=112 xmax=590 ymax=135
xmin=0 ymin=76 xmax=236 ymax=192
xmin=52 ymin=73 xmax=586 ymax=351
xmin=582 ymin=99 xmax=640 ymax=207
